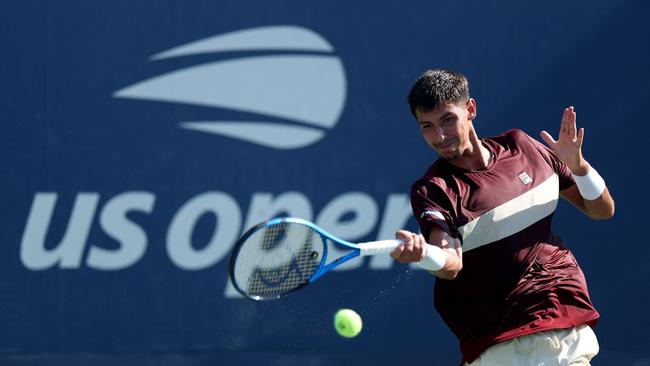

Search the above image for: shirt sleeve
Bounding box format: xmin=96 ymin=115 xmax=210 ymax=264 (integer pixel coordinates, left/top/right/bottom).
xmin=525 ymin=133 xmax=576 ymax=191
xmin=410 ymin=180 xmax=461 ymax=242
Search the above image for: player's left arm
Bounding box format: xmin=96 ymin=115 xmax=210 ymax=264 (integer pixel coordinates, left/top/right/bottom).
xmin=559 ymin=183 xmax=614 ymax=219
xmin=540 ymin=106 xmax=615 ymax=220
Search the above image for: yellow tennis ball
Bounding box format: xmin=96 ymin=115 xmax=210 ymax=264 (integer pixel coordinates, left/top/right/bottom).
xmin=334 ymin=308 xmax=362 ymax=338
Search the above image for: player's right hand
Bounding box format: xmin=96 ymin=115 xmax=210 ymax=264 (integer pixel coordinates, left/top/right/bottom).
xmin=391 ymin=230 xmax=428 ymax=263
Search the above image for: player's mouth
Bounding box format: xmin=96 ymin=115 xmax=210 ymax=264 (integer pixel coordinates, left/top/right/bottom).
xmin=436 ymin=140 xmax=458 ymax=152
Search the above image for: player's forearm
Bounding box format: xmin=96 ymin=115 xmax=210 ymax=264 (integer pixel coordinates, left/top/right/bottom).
xmin=582 ymin=187 xmax=615 ymax=220
xmin=570 ymin=162 xmax=615 ymax=220
xmin=427 ymin=232 xmax=463 ymax=280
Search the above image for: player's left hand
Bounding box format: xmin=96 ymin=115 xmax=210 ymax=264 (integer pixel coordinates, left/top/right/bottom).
xmin=540 ymin=106 xmax=589 ymax=174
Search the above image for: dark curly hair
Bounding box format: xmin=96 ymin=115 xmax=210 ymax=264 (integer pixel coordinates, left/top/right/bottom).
xmin=407 ymin=69 xmax=470 ymax=116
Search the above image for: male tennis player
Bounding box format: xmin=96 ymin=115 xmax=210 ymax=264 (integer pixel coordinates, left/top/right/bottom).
xmin=390 ymin=69 xmax=615 ymax=365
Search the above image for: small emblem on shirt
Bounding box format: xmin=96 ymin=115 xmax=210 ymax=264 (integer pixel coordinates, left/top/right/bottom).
xmin=420 ymin=209 xmax=445 ymax=221
xmin=518 ymin=172 xmax=532 ymax=184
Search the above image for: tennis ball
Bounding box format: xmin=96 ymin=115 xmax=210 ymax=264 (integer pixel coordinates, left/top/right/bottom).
xmin=333 ymin=308 xmax=362 ymax=338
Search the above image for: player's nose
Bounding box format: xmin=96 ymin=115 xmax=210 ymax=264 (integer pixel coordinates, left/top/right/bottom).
xmin=429 ymin=129 xmax=446 ymax=145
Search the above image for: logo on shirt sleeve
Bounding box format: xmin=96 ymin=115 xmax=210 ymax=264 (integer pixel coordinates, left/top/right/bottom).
xmin=420 ymin=209 xmax=445 ymax=221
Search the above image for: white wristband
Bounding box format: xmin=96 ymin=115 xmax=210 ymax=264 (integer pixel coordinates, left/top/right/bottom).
xmin=418 ymin=244 xmax=447 ymax=271
xmin=572 ymin=166 xmax=606 ymax=200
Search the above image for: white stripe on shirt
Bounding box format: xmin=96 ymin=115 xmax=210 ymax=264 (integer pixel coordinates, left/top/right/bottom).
xmin=459 ymin=174 xmax=559 ymax=252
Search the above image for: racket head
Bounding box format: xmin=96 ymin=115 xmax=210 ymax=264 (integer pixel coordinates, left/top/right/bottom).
xmin=229 ymin=217 xmax=328 ymax=300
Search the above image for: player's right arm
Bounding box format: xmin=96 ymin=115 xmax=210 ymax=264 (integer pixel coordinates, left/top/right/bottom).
xmin=391 ymin=227 xmax=463 ymax=279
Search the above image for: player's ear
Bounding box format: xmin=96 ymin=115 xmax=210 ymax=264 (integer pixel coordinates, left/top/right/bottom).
xmin=466 ymin=98 xmax=477 ymax=120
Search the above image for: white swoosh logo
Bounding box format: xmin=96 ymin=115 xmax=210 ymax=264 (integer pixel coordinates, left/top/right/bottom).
xmin=179 ymin=121 xmax=324 ymax=149
xmin=150 ymin=25 xmax=334 ymax=60
xmin=113 ymin=26 xmax=347 ymax=149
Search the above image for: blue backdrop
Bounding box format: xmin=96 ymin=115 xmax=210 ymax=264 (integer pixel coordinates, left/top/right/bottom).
xmin=1 ymin=1 xmax=648 ymax=365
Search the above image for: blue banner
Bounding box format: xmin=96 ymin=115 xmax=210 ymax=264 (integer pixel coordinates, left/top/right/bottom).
xmin=0 ymin=1 xmax=648 ymax=365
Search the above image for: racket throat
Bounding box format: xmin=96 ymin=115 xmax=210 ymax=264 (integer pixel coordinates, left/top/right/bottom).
xmin=310 ymin=250 xmax=361 ymax=282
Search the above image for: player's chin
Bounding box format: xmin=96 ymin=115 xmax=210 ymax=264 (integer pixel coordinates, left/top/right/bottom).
xmin=433 ymin=145 xmax=458 ymax=159
xmin=438 ymin=150 xmax=461 ymax=160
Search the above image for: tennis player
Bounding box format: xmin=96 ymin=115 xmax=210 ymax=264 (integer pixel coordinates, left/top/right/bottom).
xmin=391 ymin=69 xmax=615 ymax=365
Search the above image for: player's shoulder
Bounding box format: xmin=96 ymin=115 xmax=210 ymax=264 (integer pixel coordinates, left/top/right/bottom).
xmin=485 ymin=128 xmax=537 ymax=152
xmin=489 ymin=128 xmax=532 ymax=144
xmin=411 ymin=159 xmax=453 ymax=195
xmin=414 ymin=159 xmax=447 ymax=183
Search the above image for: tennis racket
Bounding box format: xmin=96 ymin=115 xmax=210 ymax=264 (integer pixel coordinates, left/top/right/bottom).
xmin=228 ymin=217 xmax=446 ymax=300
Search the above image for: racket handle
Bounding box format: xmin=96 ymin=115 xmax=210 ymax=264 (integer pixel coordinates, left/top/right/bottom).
xmin=358 ymin=240 xmax=446 ymax=272
xmin=358 ymin=239 xmax=402 ymax=256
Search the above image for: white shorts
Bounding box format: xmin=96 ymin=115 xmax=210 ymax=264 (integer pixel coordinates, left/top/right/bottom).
xmin=464 ymin=325 xmax=599 ymax=366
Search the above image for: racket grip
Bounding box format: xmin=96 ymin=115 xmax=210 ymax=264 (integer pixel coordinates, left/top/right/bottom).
xmin=358 ymin=240 xmax=446 ymax=272
xmin=358 ymin=240 xmax=402 ymax=256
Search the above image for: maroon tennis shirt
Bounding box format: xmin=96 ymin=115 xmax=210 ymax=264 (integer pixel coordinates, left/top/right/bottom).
xmin=411 ymin=129 xmax=599 ymax=364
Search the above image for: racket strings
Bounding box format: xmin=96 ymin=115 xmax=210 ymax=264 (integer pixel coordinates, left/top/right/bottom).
xmin=233 ymin=222 xmax=324 ymax=299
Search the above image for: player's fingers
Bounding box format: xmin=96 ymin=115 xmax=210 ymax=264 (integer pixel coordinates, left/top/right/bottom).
xmin=395 ymin=229 xmax=411 ymax=242
xmin=560 ymin=108 xmax=569 ymax=136
xmin=414 ymin=234 xmax=426 ymax=261
xmin=403 ymin=233 xmax=415 ymax=254
xmin=400 ymin=232 xmax=422 ymax=262
xmin=390 ymin=244 xmax=404 ymax=260
xmin=415 ymin=246 xmax=425 ymax=262
xmin=540 ymin=130 xmax=556 ymax=146
xmin=568 ymin=106 xmax=577 ymax=140
xmin=577 ymin=127 xmax=584 ymax=146
xmin=393 ymin=230 xmax=413 ymax=261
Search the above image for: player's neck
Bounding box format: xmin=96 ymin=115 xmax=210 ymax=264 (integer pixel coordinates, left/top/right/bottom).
xmin=447 ymin=129 xmax=491 ymax=171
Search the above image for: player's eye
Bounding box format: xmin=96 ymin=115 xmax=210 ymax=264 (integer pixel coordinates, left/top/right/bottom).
xmin=442 ymin=117 xmax=455 ymax=125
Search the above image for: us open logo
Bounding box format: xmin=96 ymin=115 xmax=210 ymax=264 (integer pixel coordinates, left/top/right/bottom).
xmin=113 ymin=25 xmax=347 ymax=149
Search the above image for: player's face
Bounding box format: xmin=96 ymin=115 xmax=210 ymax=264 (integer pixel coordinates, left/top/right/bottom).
xmin=415 ymin=100 xmax=475 ymax=161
